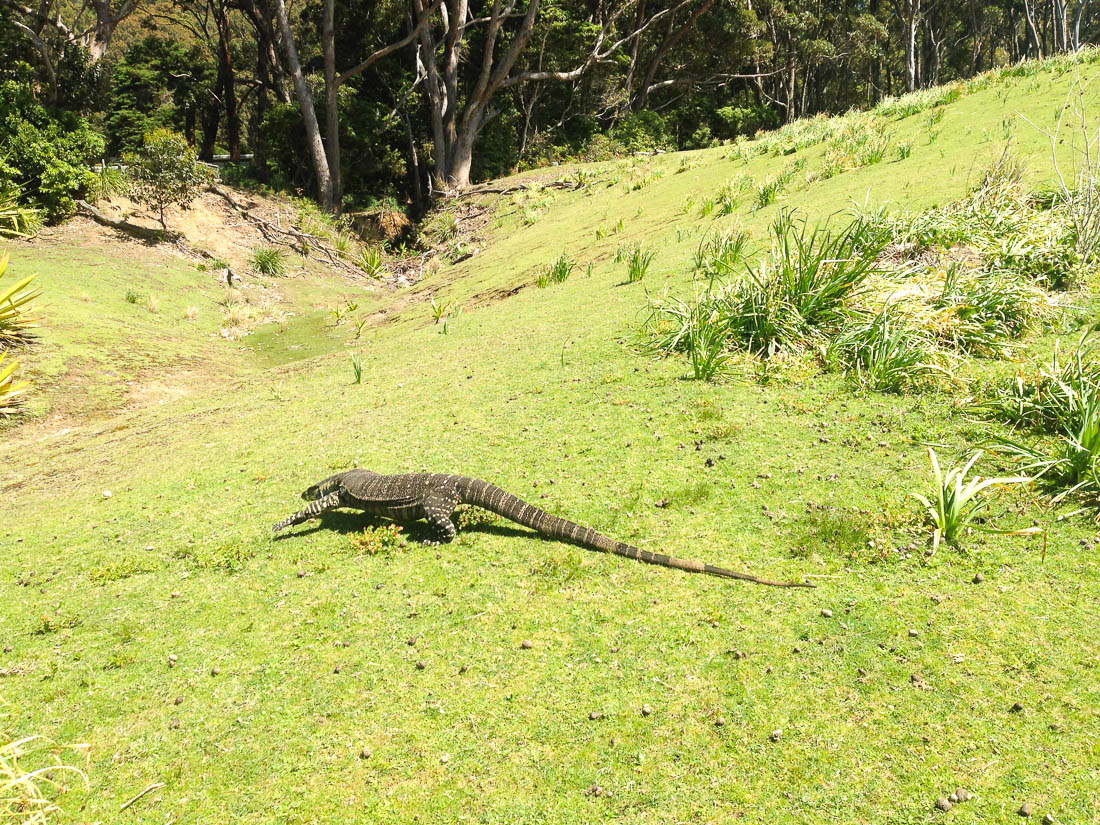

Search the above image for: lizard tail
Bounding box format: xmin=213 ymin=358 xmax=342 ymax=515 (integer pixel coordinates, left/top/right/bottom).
xmin=462 ymin=479 xmax=812 ymax=588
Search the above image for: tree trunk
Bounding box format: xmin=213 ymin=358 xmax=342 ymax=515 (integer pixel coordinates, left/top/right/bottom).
xmin=215 ymin=2 xmax=240 ymax=161
xmin=271 ymin=0 xmax=333 ymax=209
xmin=322 ymin=0 xmax=341 ymax=207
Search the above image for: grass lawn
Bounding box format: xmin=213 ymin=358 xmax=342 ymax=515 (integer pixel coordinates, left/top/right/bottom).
xmin=3 ymin=54 xmax=1100 ymax=823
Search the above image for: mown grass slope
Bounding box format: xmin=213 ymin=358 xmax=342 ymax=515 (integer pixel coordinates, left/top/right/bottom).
xmin=3 ymin=55 xmax=1100 ymax=823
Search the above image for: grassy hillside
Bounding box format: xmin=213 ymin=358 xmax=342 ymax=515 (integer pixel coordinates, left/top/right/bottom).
xmin=4 ymin=54 xmax=1100 ymax=823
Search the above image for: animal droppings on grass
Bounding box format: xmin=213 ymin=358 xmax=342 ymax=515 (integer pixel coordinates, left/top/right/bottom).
xmin=296 ymin=569 xmax=305 ymax=578
xmin=521 ymin=639 xmax=534 ymax=649
xmin=973 ymin=572 xmax=985 ymax=583
xmin=585 ymin=785 xmax=604 ymax=798
xmin=641 ymin=704 xmax=653 ymax=717
xmin=714 ymin=717 xmax=726 ymax=727
xmin=407 ymin=636 xmax=418 ymax=646
xmin=588 ymin=711 xmax=603 ymax=721
xmin=955 ymin=788 xmax=971 ymax=802
xmin=935 ymin=797 xmax=953 ymax=812
xmin=821 ymin=609 xmax=834 ymax=618
xmin=168 ymin=719 xmax=180 ymax=729
xmin=359 ymin=748 xmax=370 ymax=760
xmin=1042 ymin=813 xmax=1055 ymax=824
xmin=211 ymin=666 xmax=220 ymax=676
xmin=415 ymin=660 xmax=426 ymax=670
xmin=458 ymin=664 xmax=468 ymax=674
xmin=909 ymin=629 xmax=919 ymax=637
xmin=167 ymin=654 xmax=177 ymax=667
xmin=1011 ymin=701 xmax=1024 ymax=712
xmin=170 ymin=590 xmax=180 ymax=598
xmin=173 ymin=696 xmax=183 ymax=705
xmin=770 ymin=729 xmax=782 ymax=741
xmin=333 ymin=665 xmax=341 ymax=674
xmin=1019 ymin=802 xmax=1033 ymax=817
xmin=911 ymin=673 xmax=931 ymax=690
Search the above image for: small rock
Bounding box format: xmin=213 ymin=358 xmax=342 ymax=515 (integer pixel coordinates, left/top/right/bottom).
xmin=1018 ymin=802 xmax=1032 ymax=817
xmin=1011 ymin=701 xmax=1024 ymax=713
xmin=1042 ymin=813 xmax=1055 ymax=824
xmin=170 ymin=591 xmax=181 ymax=599
xmin=949 ymin=793 xmax=959 ymax=803
xmin=714 ymin=717 xmax=726 ymax=727
xmin=102 ymin=490 xmax=112 ymax=498
xmin=935 ymin=797 xmax=953 ymax=812
xmin=296 ymin=569 xmax=305 ymax=578
xmin=955 ymin=788 xmax=970 ymax=802
xmin=174 ymin=696 xmax=184 ymax=705
xmin=520 ymin=639 xmax=534 ymax=649
xmin=588 ymin=711 xmax=603 ymax=721
xmin=641 ymin=704 xmax=653 ymax=717
xmin=769 ymin=729 xmax=782 ymax=741
xmin=792 ymin=646 xmax=801 ymax=654
xmin=415 ymin=660 xmax=426 ymax=670
xmin=359 ymin=748 xmax=370 ymax=760
xmin=2 ymin=645 xmax=11 ymax=653
xmin=973 ymin=572 xmax=985 ymax=584
xmin=654 ymin=498 xmax=669 ymax=508
xmin=857 ymin=667 xmax=867 ymax=678
xmin=333 ymin=665 xmax=341 ymax=674
xmin=168 ymin=718 xmax=180 ymax=729
xmin=407 ymin=636 xmax=418 ymax=646
xmin=458 ymin=664 xmax=468 ymax=674
xmin=705 ymin=457 xmax=716 ymax=467
xmin=440 ymin=753 xmax=450 ymax=764
xmin=585 ymin=784 xmax=604 ymax=798
xmin=211 ymin=666 xmax=220 ymax=676
xmin=909 ymin=629 xmax=919 ymax=638
xmin=821 ymin=609 xmax=833 ymax=618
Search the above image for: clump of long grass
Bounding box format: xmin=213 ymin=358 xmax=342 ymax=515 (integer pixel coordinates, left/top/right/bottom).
xmin=536 ymin=253 xmax=575 ymax=288
xmin=625 ymin=243 xmax=654 ymax=282
xmin=694 ymin=229 xmax=750 ymax=278
xmin=1 ymin=732 xmax=91 ymax=823
xmin=987 ymin=331 xmax=1100 ymax=502
xmin=250 ymin=246 xmax=286 ymax=277
xmin=827 ymin=305 xmax=948 ymax=393
xmin=821 ymin=118 xmax=891 ymax=179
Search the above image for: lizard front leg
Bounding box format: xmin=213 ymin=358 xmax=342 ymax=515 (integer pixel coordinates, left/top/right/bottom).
xmin=421 ymin=490 xmax=459 ymax=544
xmin=273 ymin=490 xmax=344 ymax=532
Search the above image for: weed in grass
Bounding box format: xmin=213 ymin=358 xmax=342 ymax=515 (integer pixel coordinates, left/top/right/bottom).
xmin=897 ymin=141 xmax=913 ymax=160
xmin=699 ymin=197 xmax=716 ymax=217
xmin=351 ymin=353 xmax=364 ymax=384
xmin=595 ymin=225 xmax=609 ymax=240
xmin=352 ymin=316 xmax=369 ymax=339
xmin=348 ymin=524 xmax=406 ymax=555
xmin=625 ymin=243 xmax=655 ymax=282
xmin=251 ymin=246 xmax=286 ymax=276
xmin=694 ymin=228 xmax=750 ymax=278
xmin=912 ymin=448 xmax=1036 ymax=553
xmin=124 ymin=290 xmax=140 ymax=304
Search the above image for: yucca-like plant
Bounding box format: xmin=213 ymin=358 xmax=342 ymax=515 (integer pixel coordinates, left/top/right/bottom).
xmin=0 ymin=186 xmax=44 ymax=239
xmin=0 ymin=352 xmax=28 ymax=415
xmin=0 ymin=255 xmax=40 ymax=349
xmin=913 ymin=448 xmax=1037 ymax=553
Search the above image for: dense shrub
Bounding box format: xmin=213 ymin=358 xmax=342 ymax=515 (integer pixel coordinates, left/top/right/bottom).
xmin=0 ymin=80 xmax=105 ymax=220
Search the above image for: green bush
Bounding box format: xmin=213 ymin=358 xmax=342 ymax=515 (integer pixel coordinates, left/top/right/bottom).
xmin=0 ymin=80 xmax=106 ymax=220
xmin=124 ymin=128 xmax=209 ymax=230
xmin=609 ymin=111 xmax=671 ymax=154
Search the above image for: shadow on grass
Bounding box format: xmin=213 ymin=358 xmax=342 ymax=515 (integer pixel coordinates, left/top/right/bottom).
xmin=272 ymin=510 xmax=561 ymax=545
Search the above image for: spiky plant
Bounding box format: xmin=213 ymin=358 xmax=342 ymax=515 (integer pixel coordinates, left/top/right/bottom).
xmin=0 ymin=352 xmax=28 ymax=415
xmin=0 ymin=256 xmax=40 ymax=349
xmin=0 ymin=185 xmax=44 ymax=239
xmin=626 ymin=243 xmax=654 ymax=282
xmin=912 ymin=448 xmax=1036 ymax=553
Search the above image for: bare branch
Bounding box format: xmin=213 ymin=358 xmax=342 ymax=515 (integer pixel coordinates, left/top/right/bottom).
xmin=334 ymin=0 xmax=443 ymax=88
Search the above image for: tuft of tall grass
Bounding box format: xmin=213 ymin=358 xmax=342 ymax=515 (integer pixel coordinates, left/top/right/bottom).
xmin=250 ymin=246 xmax=286 ymax=277
xmin=694 ymin=229 xmax=750 ymax=278
xmin=536 ymin=253 xmax=575 ymax=288
xmin=827 ymin=305 xmax=948 ymax=393
xmin=625 ymin=243 xmax=654 ymax=282
xmin=351 ymin=353 xmax=364 ymax=384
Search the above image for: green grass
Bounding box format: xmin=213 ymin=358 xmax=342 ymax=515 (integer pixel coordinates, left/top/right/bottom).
xmin=4 ymin=52 xmax=1100 ymax=824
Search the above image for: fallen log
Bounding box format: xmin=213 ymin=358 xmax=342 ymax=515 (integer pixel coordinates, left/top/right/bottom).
xmin=76 ymin=200 xmax=177 ymax=242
